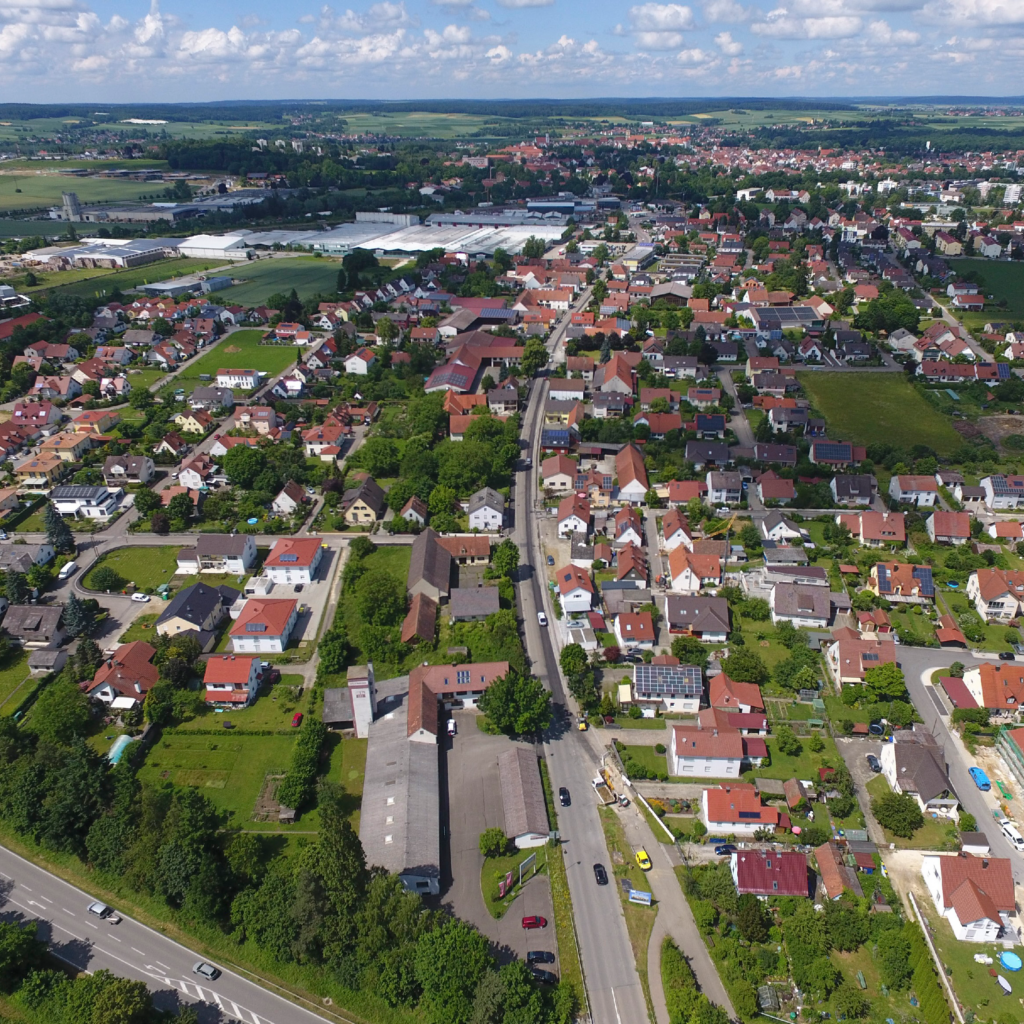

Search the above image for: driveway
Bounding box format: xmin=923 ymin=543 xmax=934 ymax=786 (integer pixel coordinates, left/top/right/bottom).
xmin=441 ymin=710 xmax=555 ymax=964
xmin=835 ymin=737 xmax=886 ymax=844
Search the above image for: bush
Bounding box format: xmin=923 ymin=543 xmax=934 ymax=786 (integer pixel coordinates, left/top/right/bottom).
xmin=89 ymin=565 xmax=127 ymax=592
xmin=872 ymin=790 xmax=924 ymax=838
xmin=479 ymin=827 xmax=509 ymax=859
xmin=276 ymin=718 xmax=326 ymax=813
xmin=655 ymin=743 xmax=666 ymax=754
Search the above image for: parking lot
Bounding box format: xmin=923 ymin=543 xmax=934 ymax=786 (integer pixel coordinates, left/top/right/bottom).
xmin=284 ymin=542 xmax=340 ymax=647
xmin=441 ymin=709 xmax=556 ymax=965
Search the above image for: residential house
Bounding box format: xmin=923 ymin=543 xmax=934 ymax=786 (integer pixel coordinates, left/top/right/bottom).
xmin=190 ymin=386 xmax=234 ymax=410
xmin=662 ymin=594 xmax=730 ymax=642
xmin=556 ymin=565 xmax=595 ymax=614
xmin=686 ymin=442 xmax=731 ymax=471
xmin=836 ymin=511 xmax=906 ymax=548
xmin=614 ymin=611 xmax=655 ymax=650
xmin=548 ymin=379 xmax=586 ymax=403
xmin=342 ymin=477 xmax=387 ymax=525
xmin=174 ymin=410 xmax=215 ymax=435
xmin=178 ymin=454 xmax=216 ymax=491
xmin=889 ymin=474 xmax=939 ymax=507
xmin=732 ymin=850 xmax=809 ymax=897
xmin=51 ymin=485 xmax=121 ymax=520
xmin=401 ymin=593 xmax=438 ymax=644
xmin=826 ymin=631 xmax=898 ymax=686
xmin=86 ymin=641 xmax=158 ymax=706
xmin=613 ymin=507 xmax=643 ymax=547
xmin=770 ymin=583 xmax=832 ymax=628
xmin=263 ymin=537 xmax=323 ymax=586
xmin=966 ymin=567 xmax=1024 ymax=621
xmin=175 ymin=535 xmax=258 ymax=575
xmin=449 ymin=587 xmax=500 ymax=622
xmin=4 ymin=605 xmax=64 ymax=648
xmin=921 ymin=854 xmax=1015 ymax=943
xmin=468 ymin=488 xmax=504 ymax=532
xmin=809 ymin=441 xmax=866 ymax=467
xmin=667 ymin=480 xmax=709 ymax=506
xmin=757 ymin=471 xmax=795 ymax=505
xmin=701 ymin=784 xmax=781 ymax=832
xmin=615 ymin=543 xmax=648 ymax=586
xmin=880 ymin=728 xmax=957 ymax=818
xmin=667 ymin=546 xmax=722 ymax=593
xmin=662 ymin=509 xmax=693 ymax=552
xmin=816 ymin=843 xmax=863 ymax=900
xmin=401 ymin=495 xmax=429 ymax=527
xmin=709 ymin=672 xmax=764 ymax=713
xmin=615 ymin=444 xmax=649 ymax=503
xmin=344 ymin=347 xmax=377 ymax=375
xmin=0 ymin=543 xmax=53 ymax=574
xmin=557 ymin=495 xmax=591 ymax=538
xmin=230 ymin=599 xmax=299 ymax=654
xmin=408 ymin=529 xmax=453 ymax=604
xmin=541 ymin=454 xmax=576 ymax=492
xmin=761 ymin=511 xmax=806 ymax=544
xmin=272 ymin=480 xmax=308 ymax=516
xmin=72 ymin=409 xmax=120 ymax=434
xmin=40 ymin=431 xmax=94 ymax=463
xmin=102 ymin=455 xmax=154 ymax=486
xmin=216 ymin=369 xmax=263 ymax=390
xmin=156 ymin=582 xmax=240 ymax=640
xmin=632 ymin=663 xmax=703 ymax=714
xmin=203 ymin=654 xmax=262 ymax=706
xmin=706 ymin=471 xmax=743 ymax=505
xmin=870 ymin=562 xmax=935 ymax=604
xmin=981 ymin=475 xmax=1024 ymax=510
xmin=927 ymin=511 xmax=972 ymax=546
xmin=235 ymin=407 xmax=278 ymax=436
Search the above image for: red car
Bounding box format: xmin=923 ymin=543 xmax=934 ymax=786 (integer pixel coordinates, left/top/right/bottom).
xmin=521 ymin=916 xmax=547 ymax=930
xmin=291 ymin=712 xmax=303 ymax=727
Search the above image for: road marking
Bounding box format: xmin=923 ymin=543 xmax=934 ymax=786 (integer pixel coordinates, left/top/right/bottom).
xmin=108 ymin=934 xmax=121 ymax=942
xmin=39 ymin=895 xmax=52 ymax=903
xmin=21 ymin=885 xmax=31 ymax=892
xmin=155 ymin=960 xmax=170 ymax=972
xmin=86 ymin=921 xmax=98 ymax=929
xmin=611 ymin=987 xmax=623 ymax=1024
xmin=131 ymin=947 xmax=146 ymax=956
xmin=61 ymin=908 xmax=75 ymax=916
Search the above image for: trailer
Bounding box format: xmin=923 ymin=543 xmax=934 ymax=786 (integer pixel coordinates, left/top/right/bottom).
xmin=592 ymin=772 xmax=616 ymax=805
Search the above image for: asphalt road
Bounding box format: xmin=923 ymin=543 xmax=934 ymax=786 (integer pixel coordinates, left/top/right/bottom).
xmin=509 ymin=287 xmax=649 ymax=1024
xmin=0 ymin=845 xmax=336 ymax=1024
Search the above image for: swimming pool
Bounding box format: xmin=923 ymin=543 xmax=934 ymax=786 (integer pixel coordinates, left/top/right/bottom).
xmin=107 ymin=734 xmax=134 ymax=764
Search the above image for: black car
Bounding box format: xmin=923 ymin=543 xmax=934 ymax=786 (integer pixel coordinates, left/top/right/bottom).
xmin=593 ymin=863 xmax=608 ymax=885
xmin=531 ymin=968 xmax=558 ymax=985
xmin=558 ymin=787 xmax=570 ymax=807
xmin=527 ymin=950 xmax=556 ymax=965
xmin=866 ymin=753 xmax=882 ymax=773
xmin=1000 ymin=652 xmax=1016 ymax=661
xmin=714 ymin=844 xmax=737 ymax=856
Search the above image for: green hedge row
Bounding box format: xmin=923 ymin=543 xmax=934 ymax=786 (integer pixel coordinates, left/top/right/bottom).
xmin=276 ymin=717 xmax=327 ymax=812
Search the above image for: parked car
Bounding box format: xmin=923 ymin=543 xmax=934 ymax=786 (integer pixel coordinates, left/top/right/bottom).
xmin=130 ymin=593 xmax=150 ymax=603
xmin=865 ymin=754 xmax=882 ymax=773
xmin=527 ymin=951 xmax=555 ymax=965
xmin=291 ymin=712 xmax=303 ymax=728
xmin=969 ymin=766 xmax=992 ymax=791
xmin=192 ymin=962 xmax=221 ymax=981
xmin=547 ymin=555 xmax=555 ymax=566
xmin=537 ymin=611 xmax=548 ymax=627
xmin=593 ymin=864 xmax=608 ymax=885
xmin=447 ymin=719 xmax=457 ymax=737
xmin=714 ymin=844 xmax=736 ymax=856
xmin=635 ymin=848 xmax=652 ymax=871
xmin=531 ymin=969 xmax=558 ymax=985
xmin=522 ymin=916 xmax=547 ymax=929
xmin=999 ymin=652 xmax=1016 ymax=661
xmin=558 ymin=786 xmax=570 ymax=807
xmin=294 ymin=584 xmax=304 ymax=593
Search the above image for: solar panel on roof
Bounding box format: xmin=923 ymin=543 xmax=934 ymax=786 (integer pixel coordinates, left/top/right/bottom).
xmin=245 ymin=623 xmax=267 ymax=632
xmin=999 ymin=363 xmax=1011 ymax=379
xmin=634 ymin=664 xmax=702 ymax=699
xmin=813 ymin=442 xmax=852 ymax=460
xmin=279 ymin=553 xmax=299 ymax=562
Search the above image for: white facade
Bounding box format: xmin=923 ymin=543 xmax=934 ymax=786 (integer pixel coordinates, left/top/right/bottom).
xmin=699 ymin=788 xmax=759 ymax=833
xmin=230 ymin=605 xmax=299 ymax=653
xmin=343 ymin=352 xmax=375 ymax=375
xmin=663 ymin=524 xmax=693 ymax=552
xmin=558 ymin=513 xmax=589 ymax=538
xmin=468 ymin=501 xmax=504 ymax=532
xmin=559 ymin=585 xmax=593 ymax=615
xmin=617 ymin=478 xmax=648 ymax=503
xmin=52 ymin=487 xmax=122 ymax=520
xmin=921 ymin=856 xmax=1010 ymax=942
xmin=265 ymin=547 xmax=323 ymax=586
xmin=216 ymin=370 xmax=263 ymax=390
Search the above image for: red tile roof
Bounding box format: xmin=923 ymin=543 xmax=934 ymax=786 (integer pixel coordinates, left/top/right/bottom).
xmin=734 ymin=850 xmax=809 ymax=896
xmin=709 ymin=672 xmax=764 ymax=712
xmin=265 ymin=537 xmax=322 ymax=568
xmin=229 ymin=599 xmax=297 ymax=638
xmin=936 ymin=854 xmax=1014 ymax=924
xmin=204 ymin=655 xmax=258 ymax=685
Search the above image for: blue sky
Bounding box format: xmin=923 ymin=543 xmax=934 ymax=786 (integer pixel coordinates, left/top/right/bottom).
xmin=5 ymin=0 xmax=1024 ymax=102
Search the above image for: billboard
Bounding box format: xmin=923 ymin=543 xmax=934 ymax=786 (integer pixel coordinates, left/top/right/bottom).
xmin=628 ymin=890 xmax=652 ymax=906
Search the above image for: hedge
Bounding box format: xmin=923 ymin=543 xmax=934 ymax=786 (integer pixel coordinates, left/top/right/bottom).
xmin=276 ymin=718 xmax=327 ymax=813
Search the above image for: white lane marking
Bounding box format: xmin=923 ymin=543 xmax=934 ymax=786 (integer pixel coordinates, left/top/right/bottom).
xmin=39 ymin=895 xmax=52 ymax=904
xmin=108 ymin=934 xmax=121 ymax=942
xmin=611 ymin=988 xmax=623 ymax=1024
xmin=21 ymin=885 xmax=31 ymax=892
xmin=131 ymin=947 xmax=145 ymax=956
xmin=62 ymin=908 xmax=75 ymax=916
xmin=86 ymin=921 xmax=98 ymax=930
xmin=154 ymin=960 xmax=170 ymax=972
xmin=28 ymin=900 xmax=46 ymax=910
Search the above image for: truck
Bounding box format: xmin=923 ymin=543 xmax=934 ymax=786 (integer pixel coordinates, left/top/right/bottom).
xmin=592 ymin=771 xmax=616 ymax=805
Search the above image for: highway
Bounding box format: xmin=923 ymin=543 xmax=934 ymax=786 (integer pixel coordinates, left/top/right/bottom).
xmin=509 ymin=286 xmax=649 ymax=1024
xmin=0 ymin=845 xmax=336 ymax=1024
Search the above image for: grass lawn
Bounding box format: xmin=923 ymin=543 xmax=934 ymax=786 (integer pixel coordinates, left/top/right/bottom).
xmin=481 ymin=845 xmax=548 ymax=919
xmin=0 ymin=650 xmax=33 ymax=715
xmin=865 ymin=775 xmax=957 ymax=850
xmin=137 ymin=732 xmax=298 ymax=830
xmin=890 ymin=606 xmax=938 ymax=645
xmin=830 ymin=945 xmax=905 ymax=1023
xmin=127 ymin=368 xmax=170 ymax=390
xmin=948 ymin=258 xmax=1024 ymax=316
xmin=798 ymin=372 xmax=962 ymax=456
xmin=599 ymin=807 xmax=658 ymax=1021
xmin=931 ymin=912 xmax=1015 ymax=1015
xmin=620 ymin=744 xmax=668 ymax=778
xmin=824 ymin=694 xmax=876 ymax=725
xmin=742 ymin=732 xmax=840 ymax=783
xmin=83 ymin=545 xmax=180 ymax=593
xmin=33 ymin=257 xmax=228 ymax=301
xmin=170 ymin=329 xmax=298 ymax=389
xmin=118 ymin=613 xmax=158 ymax=643
xmin=205 ymin=257 xmax=343 ymax=306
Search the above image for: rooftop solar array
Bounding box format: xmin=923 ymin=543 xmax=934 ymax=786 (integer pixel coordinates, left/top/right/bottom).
xmin=812 ymin=442 xmax=853 ymax=461
xmin=634 ymin=664 xmax=702 ymax=699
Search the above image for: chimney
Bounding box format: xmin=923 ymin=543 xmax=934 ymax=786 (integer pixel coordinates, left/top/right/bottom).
xmin=983 ymin=859 xmax=989 ymax=868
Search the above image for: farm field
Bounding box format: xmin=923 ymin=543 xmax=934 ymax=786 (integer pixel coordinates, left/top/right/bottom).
xmin=31 ymin=257 xmax=229 ymax=301
xmin=948 ymin=258 xmax=1024 ymax=316
xmin=171 ymin=328 xmax=298 ymax=387
xmin=798 ymin=372 xmax=962 ymax=455
xmin=339 ymin=111 xmax=516 ymax=138
xmin=0 ymin=171 xmax=162 ymax=214
xmin=205 ymin=256 xmax=341 ymax=306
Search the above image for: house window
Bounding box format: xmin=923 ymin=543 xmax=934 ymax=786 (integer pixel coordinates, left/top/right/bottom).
xmin=773 ymin=881 xmax=777 ymax=890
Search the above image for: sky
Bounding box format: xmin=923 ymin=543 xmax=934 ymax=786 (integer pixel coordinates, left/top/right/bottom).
xmin=5 ymin=0 xmax=1024 ymax=103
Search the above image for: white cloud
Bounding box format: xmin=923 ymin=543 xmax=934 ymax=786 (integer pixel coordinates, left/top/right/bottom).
xmin=494 ymin=0 xmax=554 ymax=7
xmin=628 ymin=3 xmax=694 ymax=30
xmin=926 ymin=0 xmax=1024 ymax=24
xmin=714 ymin=29 xmax=742 ymax=52
xmin=676 ymin=46 xmax=710 ymax=61
xmin=751 ymin=9 xmax=863 ymax=37
xmin=866 ymin=18 xmax=919 ymax=43
xmin=635 ymin=30 xmax=685 ymax=48
xmin=486 ymin=42 xmax=511 ymax=60
xmin=703 ymin=0 xmax=751 ymax=20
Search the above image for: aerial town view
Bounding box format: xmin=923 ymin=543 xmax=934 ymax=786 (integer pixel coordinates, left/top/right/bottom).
xmin=3 ymin=5 xmax=1024 ymax=1024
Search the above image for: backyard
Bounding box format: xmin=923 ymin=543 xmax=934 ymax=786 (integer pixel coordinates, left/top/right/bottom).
xmin=83 ymin=545 xmax=180 ymax=593
xmin=798 ymin=372 xmax=962 ymax=455
xmin=172 ymin=676 xmax=308 ymax=732
xmin=205 ymin=257 xmax=342 ymax=306
xmin=865 ymin=775 xmax=957 ymax=850
xmin=0 ymin=650 xmax=33 ymax=716
xmin=169 ymin=328 xmax=299 ymax=390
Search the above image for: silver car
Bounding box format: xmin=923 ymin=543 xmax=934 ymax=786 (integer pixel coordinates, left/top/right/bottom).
xmin=193 ymin=962 xmax=221 ymax=981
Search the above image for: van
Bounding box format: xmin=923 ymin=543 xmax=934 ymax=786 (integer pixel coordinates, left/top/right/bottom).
xmin=1000 ymin=818 xmax=1024 ymax=851
xmin=58 ymin=561 xmax=78 ymax=581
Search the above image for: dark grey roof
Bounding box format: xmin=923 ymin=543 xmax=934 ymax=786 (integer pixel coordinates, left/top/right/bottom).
xmin=832 ymin=474 xmax=876 ymax=499
xmin=762 ymin=546 xmax=809 ymax=566
xmin=772 ymin=583 xmax=831 ymax=620
xmin=194 ymin=534 xmax=252 ymax=557
xmin=468 ymin=487 xmax=504 ymax=514
xmin=663 ymin=595 xmax=730 ymax=633
xmin=51 ymin=485 xmax=110 ymax=500
xmin=449 ymin=587 xmax=500 ymax=619
xmin=498 ymin=746 xmax=549 ymax=841
xmin=892 ymin=738 xmax=951 ymax=804
xmin=408 ymin=528 xmax=452 ymax=597
xmin=685 ymin=441 xmax=729 ymax=463
xmin=191 ymin=386 xmax=235 ymax=406
xmin=4 ymin=604 xmax=62 ymax=639
xmin=156 ymin=582 xmax=239 ymax=629
xmin=343 ymin=477 xmax=386 ymax=514
xmin=322 ymin=687 xmax=351 ymax=725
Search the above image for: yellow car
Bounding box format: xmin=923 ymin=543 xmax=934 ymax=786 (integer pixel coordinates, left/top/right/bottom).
xmin=635 ymin=848 xmax=652 ymax=871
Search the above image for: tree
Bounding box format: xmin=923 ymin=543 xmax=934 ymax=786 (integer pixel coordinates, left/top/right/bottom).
xmin=831 ymin=984 xmax=869 ymax=1020
xmin=877 ymin=930 xmax=912 ymax=989
xmin=670 ymin=635 xmax=710 ymax=667
xmin=90 ymin=565 xmax=127 ymax=592
xmin=958 ymin=811 xmax=977 ymax=832
xmin=63 ymin=592 xmax=93 ymax=638
xmin=355 ymin=570 xmax=406 ymax=627
xmin=722 ymin=648 xmax=768 ymax=685
xmin=492 ymin=538 xmax=520 ymax=578
xmin=376 ymin=317 xmax=398 ymax=345
xmin=872 ymin=790 xmax=924 ymax=838
xmin=166 ymin=492 xmax=195 ymax=523
xmin=43 ymin=502 xmax=74 ymax=554
xmin=560 ymin=643 xmax=588 ymax=679
xmin=736 ymin=893 xmax=770 ymax=943
xmin=774 ymin=725 xmax=802 ymax=756
xmin=738 ymin=598 xmax=770 ymax=621
xmin=603 ymin=645 xmax=621 ymax=665
xmin=222 ymin=444 xmax=266 ymax=488
xmin=478 ymin=827 xmax=508 ymax=859
xmin=865 ymin=661 xmax=907 ymax=702
xmin=150 ymin=511 xmax=170 ymax=535
xmin=477 ymin=668 xmax=551 ymax=735
xmin=521 ymin=338 xmax=549 ymax=377
xmin=30 ymin=679 xmax=91 ymax=745
xmin=3 ymin=569 xmax=27 ymax=605
xmin=428 ymin=485 xmax=457 ymax=516
xmin=886 ymin=699 xmax=916 ymax=728
xmin=414 ymin=918 xmax=492 ymax=1024
xmin=131 ymin=488 xmax=161 ymax=516
xmin=360 ymin=437 xmax=400 ymax=478
xmin=91 ymin=975 xmax=153 ymax=1024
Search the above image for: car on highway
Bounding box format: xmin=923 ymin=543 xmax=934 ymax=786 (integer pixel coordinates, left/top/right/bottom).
xmin=522 ymin=915 xmax=547 ymax=929
xmin=527 ymin=950 xmax=555 ymax=965
xmin=291 ymin=712 xmax=303 ymax=727
xmin=999 ymin=652 xmax=1016 ymax=661
xmin=714 ymin=844 xmax=737 ymax=856
xmin=558 ymin=786 xmax=570 ymax=806
xmin=130 ymin=593 xmax=151 ymax=603
xmin=537 ymin=611 xmax=548 ymax=627
xmin=969 ymin=766 xmax=992 ymax=791
xmin=531 ymin=969 xmax=558 ymax=985
xmin=87 ymin=901 xmax=120 ymax=923
xmin=866 ymin=753 xmax=882 ymax=773
xmin=192 ymin=962 xmax=221 ymax=981
xmin=593 ymin=864 xmax=608 ymax=885
xmin=635 ymin=848 xmax=652 ymax=871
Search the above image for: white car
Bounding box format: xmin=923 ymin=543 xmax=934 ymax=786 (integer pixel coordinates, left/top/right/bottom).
xmin=537 ymin=611 xmax=548 ymax=627
xmin=447 ymin=719 xmax=457 ymax=737
xmin=130 ymin=593 xmax=151 ymax=603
